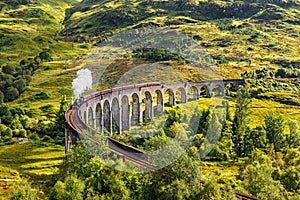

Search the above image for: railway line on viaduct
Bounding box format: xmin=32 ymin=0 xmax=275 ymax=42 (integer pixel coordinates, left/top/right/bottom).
xmin=65 ymin=79 xmax=260 ymax=199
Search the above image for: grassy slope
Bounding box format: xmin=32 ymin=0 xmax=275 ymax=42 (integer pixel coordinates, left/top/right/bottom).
xmin=0 ymin=0 xmax=91 ymax=114
xmin=0 ymin=0 xmax=299 ymax=197
xmin=0 ymin=143 xmax=65 ymax=200
xmin=60 ymin=0 xmax=300 ymax=128
xmin=61 ymin=0 xmax=300 ymax=78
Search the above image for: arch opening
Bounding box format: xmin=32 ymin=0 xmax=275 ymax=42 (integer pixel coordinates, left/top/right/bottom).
xmin=199 ymin=85 xmax=210 ymax=98
xmin=131 ymin=93 xmax=140 ymax=126
xmin=95 ymin=103 xmax=102 ymax=133
xmin=165 ymin=89 xmax=175 ymax=106
xmin=176 ymin=87 xmax=187 ymax=104
xmin=112 ymin=98 xmax=120 ymax=133
xmin=143 ymin=91 xmax=153 ymax=122
xmin=154 ymin=90 xmax=164 ymax=116
xmin=188 ymin=86 xmax=199 ymax=101
xmin=211 ymin=84 xmax=224 ymax=97
xmin=83 ymin=111 xmax=87 ymax=124
xmin=121 ymin=95 xmax=130 ymax=131
xmin=88 ymin=107 xmax=94 ymax=126
xmin=103 ymin=100 xmax=111 ymax=133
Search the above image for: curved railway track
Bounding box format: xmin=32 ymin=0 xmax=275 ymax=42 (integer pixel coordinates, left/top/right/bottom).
xmin=66 ymin=106 xmax=260 ymax=200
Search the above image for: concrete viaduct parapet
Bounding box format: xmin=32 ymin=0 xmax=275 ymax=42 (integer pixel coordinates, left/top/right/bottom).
xmin=72 ymin=79 xmax=244 ymax=135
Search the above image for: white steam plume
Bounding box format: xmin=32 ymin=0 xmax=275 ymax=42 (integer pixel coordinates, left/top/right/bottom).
xmin=72 ymin=69 xmax=93 ymax=99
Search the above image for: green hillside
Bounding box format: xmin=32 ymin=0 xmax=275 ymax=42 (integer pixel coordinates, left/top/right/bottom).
xmin=0 ymin=1 xmax=300 ymax=199
xmin=0 ymin=0 xmax=84 ymax=63
xmin=61 ymin=0 xmax=300 ymax=78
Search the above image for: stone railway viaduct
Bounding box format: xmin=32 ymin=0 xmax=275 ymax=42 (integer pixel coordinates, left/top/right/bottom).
xmin=71 ymin=79 xmax=244 ymax=136
xmin=64 ymin=78 xmax=263 ymax=200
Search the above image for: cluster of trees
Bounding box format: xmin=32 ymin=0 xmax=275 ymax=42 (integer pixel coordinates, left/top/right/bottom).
xmin=0 ymin=96 xmax=70 ymax=145
xmin=9 ymin=142 xmax=240 ymax=200
xmin=133 ymin=48 xmax=186 ymax=64
xmin=242 ymin=67 xmax=300 ymax=79
xmin=7 ymin=86 xmax=300 ymax=199
xmin=0 ymin=50 xmax=52 ymax=103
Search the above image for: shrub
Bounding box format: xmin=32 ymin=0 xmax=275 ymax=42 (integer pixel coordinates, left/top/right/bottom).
xmin=42 ymin=135 xmax=55 ymax=143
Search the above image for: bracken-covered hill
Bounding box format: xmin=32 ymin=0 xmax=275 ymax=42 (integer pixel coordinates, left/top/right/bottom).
xmin=61 ymin=0 xmax=300 ymax=78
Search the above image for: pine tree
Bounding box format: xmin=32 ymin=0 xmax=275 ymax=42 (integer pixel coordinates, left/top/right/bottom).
xmin=232 ymin=86 xmax=252 ymax=157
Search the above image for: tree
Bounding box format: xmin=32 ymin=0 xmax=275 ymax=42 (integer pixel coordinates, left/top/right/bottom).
xmin=223 ymin=100 xmax=232 ymax=121
xmin=56 ymin=96 xmax=72 ymax=131
xmin=281 ymin=166 xmax=300 ymax=192
xmin=39 ymin=51 xmax=53 ymax=62
xmin=9 ymin=179 xmax=39 ymax=200
xmin=199 ymin=178 xmax=222 ymax=200
xmin=10 ymin=115 xmax=24 ymax=130
xmin=6 ymin=86 xmax=19 ymax=101
xmin=49 ymin=174 xmax=85 ymax=200
xmin=264 ymin=111 xmax=286 ymax=152
xmin=287 ymin=119 xmax=300 ymax=148
xmin=232 ymin=86 xmax=252 ymax=157
xmin=13 ymin=79 xmax=26 ymax=93
xmin=82 ymin=159 xmax=131 ymax=200
xmin=167 ymin=122 xmax=188 ymax=140
xmin=243 ymin=126 xmax=267 ymax=156
xmin=197 ymin=109 xmax=211 ymax=135
xmin=164 ymin=107 xmax=182 ymax=132
xmin=0 ymin=91 xmax=3 ymax=104
xmin=240 ymin=149 xmax=286 ymax=200
xmin=0 ymin=104 xmax=12 ymax=124
xmin=2 ymin=64 xmax=16 ymax=75
xmin=210 ymin=120 xmax=234 ymax=160
xmin=143 ymin=149 xmax=201 ymax=200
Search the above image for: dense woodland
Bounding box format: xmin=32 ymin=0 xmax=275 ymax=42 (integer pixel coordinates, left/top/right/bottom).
xmin=0 ymin=0 xmax=300 ymax=200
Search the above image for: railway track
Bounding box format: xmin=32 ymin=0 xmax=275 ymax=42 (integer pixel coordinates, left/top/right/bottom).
xmin=66 ymin=107 xmax=260 ymax=200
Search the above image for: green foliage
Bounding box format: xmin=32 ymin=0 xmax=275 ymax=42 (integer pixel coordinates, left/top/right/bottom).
xmin=143 ymin=149 xmax=201 ymax=200
xmin=167 ymin=122 xmax=188 ymax=140
xmin=0 ymin=50 xmax=49 ymax=102
xmin=164 ymin=107 xmax=182 ymax=133
xmin=199 ymin=178 xmax=222 ymax=200
xmin=281 ymin=166 xmax=300 ymax=192
xmin=197 ymin=109 xmax=211 ymax=135
xmin=232 ymin=86 xmax=252 ymax=157
xmin=287 ymin=119 xmax=300 ymax=148
xmin=6 ymin=87 xmax=19 ymax=101
xmin=240 ymin=149 xmax=286 ymax=200
xmin=9 ymin=179 xmax=40 ymax=200
xmin=264 ymin=111 xmax=286 ymax=152
xmin=243 ymin=126 xmax=267 ymax=156
xmin=133 ymin=48 xmax=186 ymax=64
xmin=30 ymin=91 xmax=51 ymax=101
xmin=209 ymin=120 xmax=234 ymax=160
xmin=39 ymin=51 xmax=53 ymax=62
xmin=49 ymin=174 xmax=85 ymax=200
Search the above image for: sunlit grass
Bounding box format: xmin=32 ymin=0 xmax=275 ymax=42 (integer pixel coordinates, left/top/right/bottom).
xmin=0 ymin=143 xmax=65 ymax=199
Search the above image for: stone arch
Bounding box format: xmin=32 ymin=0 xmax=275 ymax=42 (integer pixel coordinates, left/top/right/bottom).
xmin=154 ymin=90 xmax=164 ymax=115
xmin=131 ymin=93 xmax=140 ymax=126
xmin=83 ymin=111 xmax=87 ymax=124
xmin=165 ymin=88 xmax=175 ymax=106
xmin=143 ymin=91 xmax=153 ymax=121
xmin=112 ymin=98 xmax=120 ymax=133
xmin=88 ymin=107 xmax=94 ymax=126
xmin=176 ymin=87 xmax=187 ymax=103
xmin=121 ymin=95 xmax=130 ymax=131
xmin=103 ymin=100 xmax=111 ymax=133
xmin=225 ymin=82 xmax=235 ymax=96
xmin=95 ymin=103 xmax=102 ymax=133
xmin=199 ymin=85 xmax=210 ymax=98
xmin=79 ymin=110 xmax=82 ymax=120
xmin=188 ymin=86 xmax=199 ymax=101
xmin=211 ymin=84 xmax=224 ymax=97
